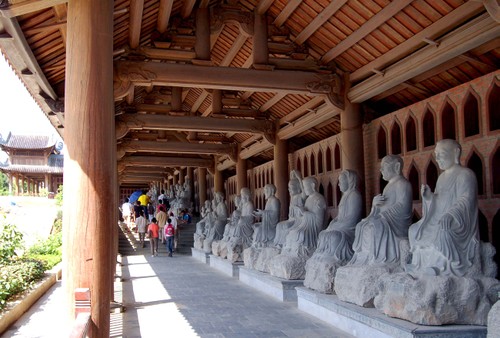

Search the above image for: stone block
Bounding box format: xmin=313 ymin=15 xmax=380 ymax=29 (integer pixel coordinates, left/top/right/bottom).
xmin=303 ymin=256 xmax=342 ymax=294
xmin=209 ymin=254 xmax=243 ymax=278
xmin=239 ymin=267 xmax=303 ymax=302
xmin=191 ymin=247 xmax=210 ymax=264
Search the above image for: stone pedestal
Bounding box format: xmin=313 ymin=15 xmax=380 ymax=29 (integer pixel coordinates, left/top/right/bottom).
xmin=209 ymin=254 xmax=243 ymax=278
xmin=334 ymin=264 xmax=394 ymax=307
xmin=488 ymin=298 xmax=500 ymax=338
xmin=269 ymin=253 xmax=308 ymax=280
xmin=297 ymin=287 xmax=487 ymax=338
xmin=243 ymin=246 xmax=260 ymax=269
xmin=303 ymin=257 xmax=343 ymax=294
xmin=211 ymin=239 xmax=229 ymax=259
xmin=239 ymin=267 xmax=303 ymax=302
xmin=191 ymin=247 xmax=210 ymax=264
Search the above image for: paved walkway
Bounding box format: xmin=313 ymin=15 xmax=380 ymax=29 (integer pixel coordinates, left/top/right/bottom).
xmin=3 ymin=226 xmax=353 ymax=338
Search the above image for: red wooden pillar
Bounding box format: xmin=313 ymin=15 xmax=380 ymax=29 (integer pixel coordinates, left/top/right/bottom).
xmin=198 ymin=167 xmax=207 ymax=207
xmin=64 ymin=0 xmax=115 ymax=337
xmin=274 ymin=138 xmax=289 ymax=220
xmin=236 ymin=146 xmax=247 ymax=191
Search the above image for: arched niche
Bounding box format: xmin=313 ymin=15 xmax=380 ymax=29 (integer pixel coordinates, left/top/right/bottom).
xmin=408 ymin=164 xmax=420 ymax=201
xmin=488 ymin=81 xmax=500 ymax=131
xmin=296 ymin=157 xmax=301 ymax=175
xmin=441 ymin=99 xmax=457 ymax=140
xmin=463 ymin=90 xmax=480 ymax=137
xmin=335 ymin=181 xmax=342 ymax=207
xmin=493 ymin=147 xmax=500 ymax=195
xmin=318 ymin=149 xmax=323 ymax=174
xmin=425 ymin=160 xmax=439 ymax=192
xmin=391 ymin=121 xmax=402 ymax=155
xmin=326 ymin=147 xmax=332 ymax=172
xmin=406 ymin=115 xmax=417 ymax=152
xmin=377 ymin=126 xmax=387 ymax=159
xmin=478 ymin=209 xmax=488 ymax=242
xmin=327 ymin=181 xmax=334 ymax=207
xmin=319 ymin=183 xmax=325 ymax=198
xmin=334 ymin=143 xmax=341 ymax=170
xmin=269 ymin=168 xmax=273 ymax=185
xmin=310 ymin=153 xmax=316 ymax=176
xmin=466 ymin=150 xmax=484 ymax=196
xmin=303 ymin=155 xmax=309 ymax=177
xmin=423 ymin=108 xmax=435 ymax=148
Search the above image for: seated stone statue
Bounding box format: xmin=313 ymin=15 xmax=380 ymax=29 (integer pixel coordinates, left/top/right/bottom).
xmin=203 ymin=191 xmax=228 ymax=253
xmin=349 ymin=154 xmax=412 ymax=266
xmin=304 ymin=170 xmax=363 ymax=293
xmin=243 ymin=184 xmax=280 ymax=269
xmin=252 ymin=184 xmax=280 ymax=248
xmin=212 ymin=195 xmax=241 ymax=258
xmin=335 ymin=155 xmax=412 ymax=307
xmin=226 ymin=188 xmax=255 ymax=262
xmin=193 ymin=199 xmax=212 ymax=250
xmin=374 ymin=140 xmax=500 ymax=326
xmin=273 ymin=171 xmax=305 ymax=248
xmin=269 ymin=175 xmax=327 ymax=279
xmin=407 ymin=139 xmax=480 ymax=277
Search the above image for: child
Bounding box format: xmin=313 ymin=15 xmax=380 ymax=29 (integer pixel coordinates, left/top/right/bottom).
xmin=164 ymin=219 xmax=175 ymax=257
xmin=148 ymin=217 xmax=159 ymax=256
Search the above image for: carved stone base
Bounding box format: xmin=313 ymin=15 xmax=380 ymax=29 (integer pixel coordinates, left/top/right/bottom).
xmin=191 ymin=247 xmax=210 ymax=264
xmin=255 ymin=247 xmax=281 ymax=273
xmin=202 ymin=238 xmax=214 ymax=253
xmin=226 ymin=240 xmax=244 ymax=263
xmin=334 ymin=264 xmax=396 ymax=307
xmin=243 ymin=246 xmax=261 ymax=269
xmin=269 ymin=253 xmax=308 ymax=280
xmin=374 ymin=272 xmax=500 ymax=325
xmin=296 ymin=287 xmax=488 ymax=338
xmin=303 ymin=256 xmax=343 ymax=294
xmin=193 ymin=234 xmax=204 ymax=251
xmin=211 ymin=239 xmax=228 ymax=258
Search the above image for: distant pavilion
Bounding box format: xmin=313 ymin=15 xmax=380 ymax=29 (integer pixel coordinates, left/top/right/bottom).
xmin=0 ymin=132 xmax=63 ymax=196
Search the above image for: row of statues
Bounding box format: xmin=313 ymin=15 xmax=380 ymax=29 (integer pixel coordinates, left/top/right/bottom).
xmin=194 ymin=139 xmax=499 ymax=326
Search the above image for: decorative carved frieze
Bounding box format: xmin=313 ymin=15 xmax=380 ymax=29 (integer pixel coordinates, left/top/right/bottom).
xmin=306 ymin=73 xmax=344 ymax=109
xmin=210 ymin=6 xmax=253 ymax=37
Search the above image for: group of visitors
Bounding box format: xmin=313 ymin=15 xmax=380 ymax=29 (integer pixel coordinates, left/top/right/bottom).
xmin=120 ymin=188 xmax=193 ymax=257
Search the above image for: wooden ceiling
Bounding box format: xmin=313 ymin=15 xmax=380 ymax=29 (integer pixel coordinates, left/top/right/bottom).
xmin=0 ymin=0 xmax=499 ymax=184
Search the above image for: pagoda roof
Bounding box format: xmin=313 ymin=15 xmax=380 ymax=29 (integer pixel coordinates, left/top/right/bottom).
xmin=0 ymin=154 xmax=63 ymax=175
xmin=0 ymin=132 xmax=55 ymax=150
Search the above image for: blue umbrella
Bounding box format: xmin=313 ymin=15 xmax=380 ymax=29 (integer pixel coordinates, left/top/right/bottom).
xmin=129 ymin=190 xmax=143 ymax=203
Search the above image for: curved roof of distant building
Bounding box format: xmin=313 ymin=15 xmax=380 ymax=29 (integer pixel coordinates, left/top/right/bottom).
xmin=0 ymin=133 xmax=55 ymax=150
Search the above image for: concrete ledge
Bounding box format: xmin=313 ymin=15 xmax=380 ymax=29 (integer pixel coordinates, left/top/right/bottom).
xmin=239 ymin=267 xmax=303 ymax=302
xmin=0 ymin=272 xmax=57 ymax=335
xmin=191 ymin=247 xmax=210 ymax=264
xmin=209 ymin=254 xmax=243 ymax=278
xmin=296 ymin=287 xmax=487 ymax=338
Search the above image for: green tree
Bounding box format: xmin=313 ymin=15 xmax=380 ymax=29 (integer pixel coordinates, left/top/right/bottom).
xmin=0 ymin=172 xmax=8 ymax=196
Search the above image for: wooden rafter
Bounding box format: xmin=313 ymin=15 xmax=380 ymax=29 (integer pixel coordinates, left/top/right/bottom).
xmin=0 ymin=0 xmax=67 ymax=18
xmin=119 ymin=139 xmax=237 ymax=158
xmin=256 ymin=0 xmax=274 ymax=15
xmin=273 ymin=0 xmax=301 ymax=27
xmin=121 ymin=155 xmax=214 ymax=168
xmin=181 ymin=0 xmax=196 ymax=19
xmin=157 ymin=0 xmax=173 ymax=33
xmin=321 ymin=0 xmax=414 ymax=64
xmin=129 ymin=0 xmax=144 ymax=49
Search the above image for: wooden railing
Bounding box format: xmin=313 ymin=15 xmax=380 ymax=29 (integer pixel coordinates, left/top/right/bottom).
xmin=69 ymin=288 xmax=91 ymax=338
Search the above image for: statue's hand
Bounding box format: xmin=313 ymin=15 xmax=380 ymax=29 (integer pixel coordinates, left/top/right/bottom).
xmin=439 ymin=214 xmax=453 ymax=230
xmin=373 ymin=194 xmax=385 ymax=206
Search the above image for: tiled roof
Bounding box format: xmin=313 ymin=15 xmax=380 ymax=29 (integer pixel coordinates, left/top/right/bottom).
xmin=0 ymin=164 xmax=63 ymax=174
xmin=0 ymin=133 xmax=55 ymax=150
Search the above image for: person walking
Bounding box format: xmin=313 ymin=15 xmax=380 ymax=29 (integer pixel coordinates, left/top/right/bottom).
xmin=120 ymin=198 xmax=133 ymax=228
xmin=148 ymin=217 xmax=160 ymax=256
xmin=156 ymin=205 xmax=168 ymax=243
xmin=136 ymin=210 xmax=147 ymax=248
xmin=165 ymin=219 xmax=175 ymax=257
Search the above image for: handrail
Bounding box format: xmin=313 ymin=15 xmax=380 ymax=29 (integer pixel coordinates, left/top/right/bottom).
xmin=69 ymin=288 xmax=91 ymax=338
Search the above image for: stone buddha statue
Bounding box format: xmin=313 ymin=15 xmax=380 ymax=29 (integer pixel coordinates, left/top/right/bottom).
xmin=203 ymin=191 xmax=228 ymax=253
xmin=304 ymin=169 xmax=363 ymax=293
xmin=193 ymin=199 xmax=213 ymax=250
xmin=212 ymin=195 xmax=241 ymax=258
xmin=268 ymin=175 xmax=327 ymax=279
xmin=251 ymin=184 xmax=281 ymax=248
xmin=226 ymin=187 xmax=255 ymax=262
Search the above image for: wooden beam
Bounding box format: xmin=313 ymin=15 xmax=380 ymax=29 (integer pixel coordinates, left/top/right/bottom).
xmin=321 ymin=0 xmax=414 ymax=64
xmin=240 ymin=138 xmax=272 ymax=159
xmin=181 ymin=0 xmax=196 ymax=19
xmin=350 ymin=1 xmax=484 ymax=83
xmin=0 ymin=0 xmax=67 ymax=18
xmin=139 ymin=46 xmax=196 ymax=61
xmin=220 ymin=33 xmax=247 ymax=66
xmin=157 ymin=0 xmax=173 ymax=33
xmin=129 ymin=0 xmax=144 ymax=49
xmin=24 ymin=21 xmax=66 ymax=36
xmin=191 ymin=91 xmax=209 ymax=113
xmin=119 ymin=139 xmax=237 ymax=157
xmin=294 ymin=0 xmax=347 ymax=45
xmin=114 ymin=60 xmax=341 ymax=99
xmin=256 ymin=0 xmax=274 ymax=15
xmin=278 ymin=103 xmax=340 ymax=140
xmin=121 ymin=155 xmax=214 ymax=168
xmin=349 ymin=13 xmax=500 ymax=103
xmin=273 ymin=0 xmax=301 ymax=27
xmin=278 ymin=96 xmax=325 ymax=125
xmin=115 ymin=113 xmax=275 ymax=139
xmin=258 ymin=92 xmax=286 ymax=112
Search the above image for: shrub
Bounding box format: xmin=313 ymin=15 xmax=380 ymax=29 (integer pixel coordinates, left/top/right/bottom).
xmin=55 ymin=185 xmax=63 ymax=207
xmin=0 ymin=220 xmax=24 ymax=263
xmin=0 ymin=258 xmax=45 ymax=309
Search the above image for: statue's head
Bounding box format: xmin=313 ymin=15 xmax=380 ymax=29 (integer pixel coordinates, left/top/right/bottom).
xmin=234 ymin=195 xmax=241 ymax=207
xmin=240 ymin=187 xmax=251 ymax=201
xmin=302 ymin=177 xmax=318 ymax=195
xmin=264 ymin=184 xmax=276 ymax=197
xmin=339 ymin=169 xmax=358 ymax=192
xmin=380 ymin=154 xmax=403 ymax=181
xmin=435 ymin=139 xmax=461 ymax=170
xmin=288 ymin=178 xmax=301 ymax=195
xmin=215 ymin=191 xmax=224 ymax=202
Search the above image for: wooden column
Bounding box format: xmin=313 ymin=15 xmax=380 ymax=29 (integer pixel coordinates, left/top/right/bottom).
xmin=8 ymin=173 xmax=12 ymax=195
xmin=173 ymin=172 xmax=178 ymax=186
xmin=64 ymin=1 xmax=114 ymax=336
xmin=195 ymin=7 xmax=210 ymax=60
xmin=236 ymin=146 xmax=247 ymax=191
xmin=20 ymin=176 xmax=25 ymax=195
xmin=213 ymin=164 xmax=224 ymax=195
xmin=253 ymin=11 xmax=268 ymax=65
xmin=198 ymin=167 xmax=207 ymax=207
xmin=341 ymin=74 xmax=365 ymax=199
xmin=274 ymin=138 xmax=289 ymax=220
xmin=187 ymin=167 xmax=194 ymax=205
xmin=179 ymin=168 xmax=185 ymax=185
